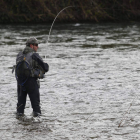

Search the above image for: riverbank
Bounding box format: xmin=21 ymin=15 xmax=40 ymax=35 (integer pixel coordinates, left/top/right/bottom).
xmin=0 ymin=0 xmax=140 ymax=23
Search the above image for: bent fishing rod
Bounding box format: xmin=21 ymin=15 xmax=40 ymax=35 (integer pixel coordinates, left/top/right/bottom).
xmin=45 ymin=6 xmax=75 ymax=60
xmin=47 ymin=6 xmax=75 ymax=46
xmin=45 ymin=1 xmax=93 ymax=50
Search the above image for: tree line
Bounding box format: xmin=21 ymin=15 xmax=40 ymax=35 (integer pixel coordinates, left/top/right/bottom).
xmin=0 ymin=0 xmax=140 ymax=23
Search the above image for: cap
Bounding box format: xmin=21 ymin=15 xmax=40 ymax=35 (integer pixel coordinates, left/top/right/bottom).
xmin=26 ymin=37 xmax=39 ymax=46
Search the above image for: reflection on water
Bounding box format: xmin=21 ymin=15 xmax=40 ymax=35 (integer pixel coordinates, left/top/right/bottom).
xmin=1 ymin=22 xmax=140 ymax=139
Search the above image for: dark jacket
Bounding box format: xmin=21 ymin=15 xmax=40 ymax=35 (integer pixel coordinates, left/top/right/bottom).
xmin=23 ymin=46 xmax=49 ymax=77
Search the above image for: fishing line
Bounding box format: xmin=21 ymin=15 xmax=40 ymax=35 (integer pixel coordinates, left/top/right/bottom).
xmin=45 ymin=0 xmax=93 ymax=56
xmin=46 ymin=6 xmax=75 ymax=46
xmin=45 ymin=6 xmax=75 ymax=60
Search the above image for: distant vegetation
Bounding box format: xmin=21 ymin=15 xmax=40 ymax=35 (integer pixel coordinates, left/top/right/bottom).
xmin=0 ymin=0 xmax=140 ymax=23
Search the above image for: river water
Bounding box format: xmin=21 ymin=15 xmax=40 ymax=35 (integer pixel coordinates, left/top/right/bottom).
xmin=1 ymin=22 xmax=140 ymax=140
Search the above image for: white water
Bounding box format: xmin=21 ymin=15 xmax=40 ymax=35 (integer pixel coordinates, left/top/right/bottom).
xmin=1 ymin=23 xmax=140 ymax=139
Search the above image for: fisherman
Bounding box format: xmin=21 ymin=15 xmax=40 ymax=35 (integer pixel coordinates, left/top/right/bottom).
xmin=15 ymin=37 xmax=49 ymax=121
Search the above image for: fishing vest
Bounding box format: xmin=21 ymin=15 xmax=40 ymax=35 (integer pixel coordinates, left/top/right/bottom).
xmin=12 ymin=51 xmax=45 ymax=86
xmin=15 ymin=51 xmax=34 ymax=86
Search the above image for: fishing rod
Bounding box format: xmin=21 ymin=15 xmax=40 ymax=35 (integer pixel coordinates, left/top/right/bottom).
xmin=45 ymin=1 xmax=93 ymax=51
xmin=46 ymin=5 xmax=75 ymax=47
xmin=45 ymin=6 xmax=75 ymax=60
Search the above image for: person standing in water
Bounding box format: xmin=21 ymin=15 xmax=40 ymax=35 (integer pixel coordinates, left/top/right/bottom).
xmin=15 ymin=37 xmax=49 ymax=121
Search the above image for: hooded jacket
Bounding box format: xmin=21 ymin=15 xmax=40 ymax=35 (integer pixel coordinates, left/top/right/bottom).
xmin=16 ymin=46 xmax=49 ymax=80
xmin=23 ymin=46 xmax=49 ymax=73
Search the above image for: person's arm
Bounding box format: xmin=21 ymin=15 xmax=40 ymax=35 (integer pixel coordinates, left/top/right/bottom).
xmin=32 ymin=53 xmax=49 ymax=73
xmin=32 ymin=53 xmax=49 ymax=78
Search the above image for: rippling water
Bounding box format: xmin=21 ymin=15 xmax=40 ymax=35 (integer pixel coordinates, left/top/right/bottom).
xmin=1 ymin=22 xmax=140 ymax=140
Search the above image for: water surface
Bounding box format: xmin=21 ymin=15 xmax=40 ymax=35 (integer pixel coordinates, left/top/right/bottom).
xmin=1 ymin=22 xmax=140 ymax=140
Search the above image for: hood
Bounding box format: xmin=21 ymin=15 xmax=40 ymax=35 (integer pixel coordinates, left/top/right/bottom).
xmin=23 ymin=46 xmax=35 ymax=54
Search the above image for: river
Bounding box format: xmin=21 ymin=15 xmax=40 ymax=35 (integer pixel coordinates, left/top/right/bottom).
xmin=0 ymin=22 xmax=140 ymax=140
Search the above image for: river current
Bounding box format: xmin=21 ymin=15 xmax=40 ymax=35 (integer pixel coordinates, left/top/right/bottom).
xmin=1 ymin=22 xmax=140 ymax=140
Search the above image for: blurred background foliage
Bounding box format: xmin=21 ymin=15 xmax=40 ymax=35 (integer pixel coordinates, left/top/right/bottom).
xmin=0 ymin=0 xmax=140 ymax=23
